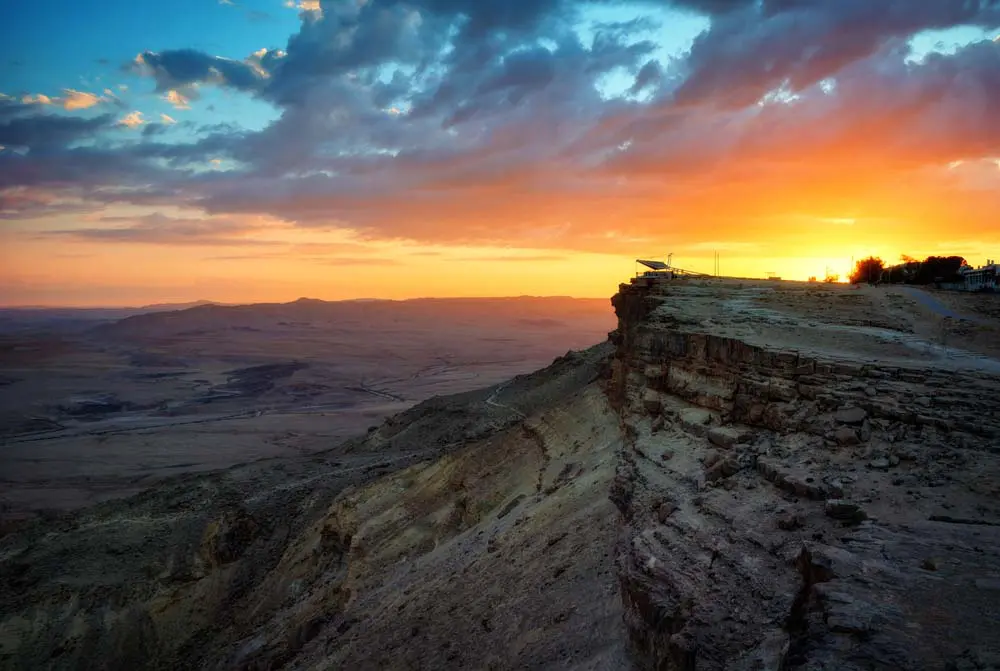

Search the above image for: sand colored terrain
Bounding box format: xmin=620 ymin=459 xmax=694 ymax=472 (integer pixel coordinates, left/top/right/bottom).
xmin=656 ymin=280 xmax=1000 ymax=371
xmin=611 ymin=277 xmax=1000 ymax=669
xmin=0 ymin=297 xmax=614 ymax=521
xmin=1 ymin=280 xmax=999 ymax=669
xmin=0 ymin=344 xmax=628 ymax=670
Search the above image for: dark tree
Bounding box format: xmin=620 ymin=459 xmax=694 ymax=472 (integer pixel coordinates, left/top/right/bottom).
xmin=880 ymin=255 xmax=967 ymax=284
xmin=849 ymin=257 xmax=885 ymax=285
xmin=912 ymin=256 xmax=966 ymax=284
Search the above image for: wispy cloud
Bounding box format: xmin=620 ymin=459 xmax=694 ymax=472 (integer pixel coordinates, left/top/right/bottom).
xmin=473 ymin=254 xmax=567 ymax=262
xmin=20 ymin=89 xmax=112 ymax=110
xmin=21 ymin=93 xmax=54 ymax=105
xmin=160 ymin=113 xmax=177 ymax=124
xmin=311 ymin=256 xmax=401 ymax=266
xmin=284 ymin=0 xmax=320 ymax=14
xmin=4 ymin=0 xmax=1000 ymax=268
xmin=163 ymin=89 xmax=192 ymax=110
xmin=117 ymin=111 xmax=145 ymax=128
xmin=45 ymin=213 xmax=271 ymax=246
xmin=63 ymin=89 xmax=104 ymax=110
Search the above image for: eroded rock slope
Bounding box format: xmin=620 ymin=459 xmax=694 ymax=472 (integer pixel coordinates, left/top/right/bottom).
xmin=608 ymin=279 xmax=1000 ymax=670
xmin=4 ymin=279 xmax=1000 ymax=671
xmin=1 ymin=343 xmax=627 ymax=670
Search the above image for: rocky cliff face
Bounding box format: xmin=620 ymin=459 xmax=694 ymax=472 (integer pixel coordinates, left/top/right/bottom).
xmin=4 ymin=280 xmax=1000 ymax=670
xmin=0 ymin=344 xmax=629 ymax=670
xmin=608 ymin=279 xmax=1000 ymax=670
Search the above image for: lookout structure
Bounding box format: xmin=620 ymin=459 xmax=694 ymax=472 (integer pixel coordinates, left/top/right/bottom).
xmin=635 ymin=259 xmax=674 ymax=279
xmin=632 ymin=255 xmax=710 ymax=285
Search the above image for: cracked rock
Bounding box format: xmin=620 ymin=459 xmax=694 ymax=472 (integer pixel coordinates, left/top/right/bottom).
xmin=835 ymin=407 xmax=868 ymax=425
xmin=834 ymin=427 xmax=860 ymax=446
xmin=825 ymin=499 xmax=867 ymax=524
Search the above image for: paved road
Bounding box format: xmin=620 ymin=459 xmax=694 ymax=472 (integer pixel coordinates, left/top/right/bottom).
xmin=900 ymin=287 xmax=983 ymax=323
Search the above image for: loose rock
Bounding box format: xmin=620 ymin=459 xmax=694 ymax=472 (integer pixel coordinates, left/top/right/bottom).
xmin=825 ymin=499 xmax=867 ymax=524
xmin=708 ymin=426 xmax=744 ymax=449
xmin=643 ymin=389 xmax=662 ymax=415
xmin=834 ymin=427 xmax=860 ymax=446
xmin=777 ymin=513 xmax=804 ymax=531
xmin=835 ymin=407 xmax=868 ymax=425
xmin=657 ymin=502 xmax=677 ymax=523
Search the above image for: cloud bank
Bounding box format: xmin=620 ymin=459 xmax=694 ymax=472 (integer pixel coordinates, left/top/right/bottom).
xmin=2 ymin=0 xmax=1000 ymax=254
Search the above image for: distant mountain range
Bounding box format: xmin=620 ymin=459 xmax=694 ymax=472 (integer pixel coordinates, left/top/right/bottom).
xmin=94 ymin=296 xmax=610 ymax=341
xmin=137 ymin=300 xmax=225 ymax=311
xmin=0 ymin=300 xmax=226 ymax=334
xmin=0 ymin=296 xmax=611 ymax=337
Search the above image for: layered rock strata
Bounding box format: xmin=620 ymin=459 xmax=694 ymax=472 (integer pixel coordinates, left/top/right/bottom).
xmin=608 ymin=279 xmax=1000 ymax=670
xmin=0 ymin=345 xmax=629 ymax=670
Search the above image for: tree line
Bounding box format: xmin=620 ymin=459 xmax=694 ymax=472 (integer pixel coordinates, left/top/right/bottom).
xmin=848 ymin=255 xmax=967 ymax=285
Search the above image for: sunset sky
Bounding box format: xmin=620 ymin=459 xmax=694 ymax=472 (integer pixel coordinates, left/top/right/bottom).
xmin=2 ymin=0 xmax=999 ymax=306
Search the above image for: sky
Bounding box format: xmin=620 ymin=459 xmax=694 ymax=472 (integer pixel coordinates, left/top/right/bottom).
xmin=1 ymin=0 xmax=999 ymax=306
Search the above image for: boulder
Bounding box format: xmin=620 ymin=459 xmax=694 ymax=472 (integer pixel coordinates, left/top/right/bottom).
xmin=858 ymin=419 xmax=872 ymax=442
xmin=702 ymin=449 xmax=723 ymax=468
xmin=825 ymin=499 xmax=867 ymax=524
xmin=705 ymin=457 xmax=739 ymax=482
xmin=835 ymin=407 xmax=868 ymax=425
xmin=657 ymin=502 xmax=677 ymax=523
xmin=642 ymin=389 xmax=662 ymax=415
xmin=777 ymin=513 xmax=804 ymax=531
xmin=708 ymin=426 xmax=742 ymax=449
xmin=644 ymin=365 xmax=664 ymax=380
xmin=834 ymin=427 xmax=859 ymax=446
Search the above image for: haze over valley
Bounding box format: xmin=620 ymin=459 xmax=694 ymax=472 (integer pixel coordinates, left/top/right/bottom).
xmin=3 ymin=0 xmax=1000 ymax=668
xmin=0 ymin=297 xmax=613 ymax=522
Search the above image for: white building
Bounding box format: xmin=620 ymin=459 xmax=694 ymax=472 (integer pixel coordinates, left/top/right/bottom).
xmin=959 ymin=259 xmax=998 ymax=291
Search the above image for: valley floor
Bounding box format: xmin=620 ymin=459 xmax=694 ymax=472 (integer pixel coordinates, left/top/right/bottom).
xmin=3 ymin=281 xmax=1000 ymax=669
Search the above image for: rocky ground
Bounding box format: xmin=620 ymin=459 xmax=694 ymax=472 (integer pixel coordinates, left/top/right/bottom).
xmin=2 ymin=279 xmax=999 ymax=670
xmin=0 ymin=297 xmax=612 ymax=521
xmin=0 ymin=343 xmax=628 ymax=670
xmin=610 ymin=278 xmax=1000 ymax=670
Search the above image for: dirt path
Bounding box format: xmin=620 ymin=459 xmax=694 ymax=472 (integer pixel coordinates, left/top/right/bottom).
xmin=898 ymin=286 xmax=984 ymax=323
xmin=485 ymin=380 xmax=527 ymax=420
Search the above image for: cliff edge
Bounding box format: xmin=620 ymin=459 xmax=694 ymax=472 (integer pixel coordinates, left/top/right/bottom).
xmin=3 ymin=279 xmax=1000 ymax=670
xmin=608 ymin=278 xmax=1000 ymax=670
xmin=0 ymin=343 xmax=627 ymax=670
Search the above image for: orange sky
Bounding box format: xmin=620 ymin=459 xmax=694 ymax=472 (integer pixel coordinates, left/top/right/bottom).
xmin=4 ymin=203 xmax=997 ymax=306
xmin=2 ymin=3 xmax=999 ymax=306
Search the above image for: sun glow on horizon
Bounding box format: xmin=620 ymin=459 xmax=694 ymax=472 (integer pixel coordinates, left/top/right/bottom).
xmin=2 ymin=3 xmax=999 ymax=306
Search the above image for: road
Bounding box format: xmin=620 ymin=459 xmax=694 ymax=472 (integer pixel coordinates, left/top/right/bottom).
xmin=485 ymin=381 xmax=527 ymax=420
xmin=900 ymin=286 xmax=983 ymax=323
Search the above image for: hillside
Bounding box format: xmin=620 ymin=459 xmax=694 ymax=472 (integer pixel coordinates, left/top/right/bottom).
xmin=0 ymin=297 xmax=614 ymax=521
xmin=3 ymin=280 xmax=1000 ymax=669
xmin=0 ymin=344 xmax=627 ymax=670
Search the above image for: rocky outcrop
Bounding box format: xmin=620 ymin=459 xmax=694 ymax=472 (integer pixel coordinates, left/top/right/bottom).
xmin=608 ymin=279 xmax=1000 ymax=670
xmin=4 ymin=280 xmax=1000 ymax=670
xmin=0 ymin=344 xmax=629 ymax=670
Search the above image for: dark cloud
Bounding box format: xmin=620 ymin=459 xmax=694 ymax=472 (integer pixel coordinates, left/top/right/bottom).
xmin=142 ymin=122 xmax=168 ymax=137
xmin=131 ymin=49 xmax=267 ymax=92
xmin=668 ymin=0 xmax=753 ymax=15
xmin=0 ymin=188 xmax=101 ymax=220
xmin=674 ymin=0 xmax=1000 ymax=108
xmin=11 ymin=0 xmax=1000 ymax=252
xmin=629 ymin=60 xmax=662 ymax=95
xmin=0 ymin=110 xmax=113 ymax=151
xmin=46 ymin=213 xmax=270 ymax=246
